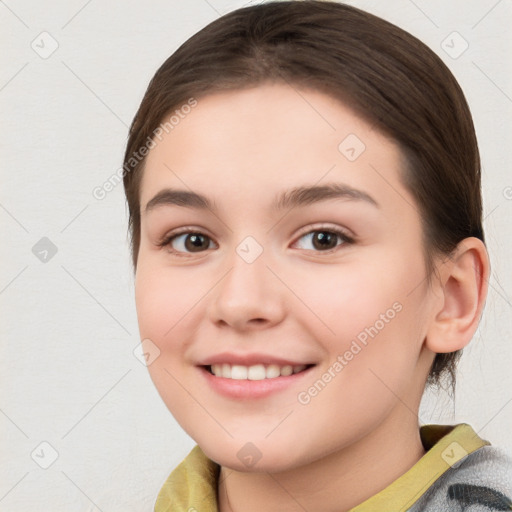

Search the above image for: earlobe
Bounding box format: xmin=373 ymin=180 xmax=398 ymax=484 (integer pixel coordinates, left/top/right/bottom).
xmin=424 ymin=237 xmax=490 ymax=354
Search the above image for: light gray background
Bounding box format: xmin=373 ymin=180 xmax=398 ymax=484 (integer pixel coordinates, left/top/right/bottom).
xmin=1 ymin=0 xmax=511 ymax=510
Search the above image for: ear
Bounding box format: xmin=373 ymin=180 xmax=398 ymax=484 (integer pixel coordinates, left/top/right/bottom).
xmin=424 ymin=237 xmax=490 ymax=353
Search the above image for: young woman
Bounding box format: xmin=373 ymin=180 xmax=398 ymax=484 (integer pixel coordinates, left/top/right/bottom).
xmin=122 ymin=1 xmax=512 ymax=510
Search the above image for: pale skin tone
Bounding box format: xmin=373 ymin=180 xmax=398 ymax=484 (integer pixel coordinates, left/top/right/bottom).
xmin=134 ymin=83 xmax=489 ymax=512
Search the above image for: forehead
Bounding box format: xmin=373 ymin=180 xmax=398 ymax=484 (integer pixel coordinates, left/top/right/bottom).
xmin=139 ymin=83 xmax=415 ymax=220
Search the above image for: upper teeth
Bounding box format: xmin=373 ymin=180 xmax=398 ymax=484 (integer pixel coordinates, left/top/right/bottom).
xmin=210 ymin=363 xmax=307 ymax=380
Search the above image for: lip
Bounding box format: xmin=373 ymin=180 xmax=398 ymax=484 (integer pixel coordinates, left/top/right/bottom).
xmin=198 ymin=364 xmax=315 ymax=400
xmin=198 ymin=351 xmax=314 ymax=367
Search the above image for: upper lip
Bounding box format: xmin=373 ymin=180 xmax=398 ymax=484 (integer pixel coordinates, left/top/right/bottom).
xmin=198 ymin=352 xmax=316 ymax=367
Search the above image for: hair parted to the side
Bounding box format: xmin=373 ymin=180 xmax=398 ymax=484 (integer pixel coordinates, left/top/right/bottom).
xmin=122 ymin=0 xmax=485 ymax=390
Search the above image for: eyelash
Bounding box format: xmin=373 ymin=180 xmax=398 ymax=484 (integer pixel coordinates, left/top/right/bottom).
xmin=156 ymin=225 xmax=355 ymax=258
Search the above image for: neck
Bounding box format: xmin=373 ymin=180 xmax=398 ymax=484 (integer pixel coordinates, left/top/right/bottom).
xmin=217 ymin=410 xmax=426 ymax=512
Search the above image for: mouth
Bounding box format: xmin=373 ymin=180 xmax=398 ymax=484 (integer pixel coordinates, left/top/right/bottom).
xmin=199 ymin=362 xmax=316 ymax=399
xmin=204 ymin=363 xmax=315 ymax=380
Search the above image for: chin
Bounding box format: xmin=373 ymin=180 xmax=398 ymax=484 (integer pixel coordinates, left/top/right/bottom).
xmin=197 ymin=435 xmax=309 ymax=474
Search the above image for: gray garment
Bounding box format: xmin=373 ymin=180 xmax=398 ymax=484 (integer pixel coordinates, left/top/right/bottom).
xmin=408 ymin=446 xmax=512 ymax=511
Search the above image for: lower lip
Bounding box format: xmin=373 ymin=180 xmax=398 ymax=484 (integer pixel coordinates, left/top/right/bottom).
xmin=199 ymin=365 xmax=315 ymax=399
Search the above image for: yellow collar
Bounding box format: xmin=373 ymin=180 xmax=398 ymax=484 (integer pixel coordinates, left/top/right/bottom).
xmin=154 ymin=423 xmax=489 ymax=512
xmin=352 ymin=423 xmax=489 ymax=511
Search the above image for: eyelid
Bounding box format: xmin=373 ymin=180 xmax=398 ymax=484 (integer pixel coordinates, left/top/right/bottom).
xmin=293 ymin=222 xmax=354 ymax=241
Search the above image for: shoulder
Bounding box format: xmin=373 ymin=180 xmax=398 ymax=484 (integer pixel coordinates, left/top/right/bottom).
xmin=410 ymin=445 xmax=512 ymax=511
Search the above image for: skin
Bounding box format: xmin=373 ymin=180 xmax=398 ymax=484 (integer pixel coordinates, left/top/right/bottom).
xmin=134 ymin=83 xmax=489 ymax=512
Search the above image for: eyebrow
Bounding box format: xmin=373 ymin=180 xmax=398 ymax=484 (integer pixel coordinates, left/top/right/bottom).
xmin=143 ymin=182 xmax=380 ymax=214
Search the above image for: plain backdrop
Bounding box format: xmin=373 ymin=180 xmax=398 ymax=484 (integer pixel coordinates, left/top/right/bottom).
xmin=1 ymin=0 xmax=511 ymax=510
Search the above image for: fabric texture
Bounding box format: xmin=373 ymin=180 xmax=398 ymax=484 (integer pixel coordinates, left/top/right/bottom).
xmin=154 ymin=423 xmax=512 ymax=511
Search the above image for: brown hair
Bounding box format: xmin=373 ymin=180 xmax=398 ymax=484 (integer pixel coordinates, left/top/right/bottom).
xmin=122 ymin=0 xmax=484 ymax=389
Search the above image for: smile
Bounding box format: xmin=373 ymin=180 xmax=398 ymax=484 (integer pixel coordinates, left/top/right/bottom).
xmin=200 ymin=362 xmax=316 ymax=399
xmin=207 ymin=363 xmax=312 ymax=380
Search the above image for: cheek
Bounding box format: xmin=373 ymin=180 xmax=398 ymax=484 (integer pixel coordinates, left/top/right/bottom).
xmin=322 ymin=287 xmax=427 ymax=411
xmin=290 ymin=255 xmax=404 ymax=343
xmin=298 ymin=250 xmax=426 ymax=381
xmin=134 ymin=265 xmax=201 ymax=344
xmin=134 ymin=266 xmax=204 ymax=421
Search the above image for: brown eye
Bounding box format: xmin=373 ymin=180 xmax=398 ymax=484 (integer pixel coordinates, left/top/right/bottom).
xmin=159 ymin=231 xmax=214 ymax=255
xmin=294 ymin=228 xmax=353 ymax=253
xmin=311 ymin=231 xmax=338 ymax=250
xmin=182 ymin=233 xmax=211 ymax=252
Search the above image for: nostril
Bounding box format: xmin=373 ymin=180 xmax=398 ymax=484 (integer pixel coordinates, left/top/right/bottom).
xmin=250 ymin=318 xmax=267 ymax=325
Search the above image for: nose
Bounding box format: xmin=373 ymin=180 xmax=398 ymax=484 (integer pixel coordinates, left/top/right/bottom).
xmin=207 ymin=245 xmax=286 ymax=331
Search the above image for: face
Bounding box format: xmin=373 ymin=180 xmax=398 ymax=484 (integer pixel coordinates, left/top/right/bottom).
xmin=135 ymin=83 xmax=437 ymax=472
